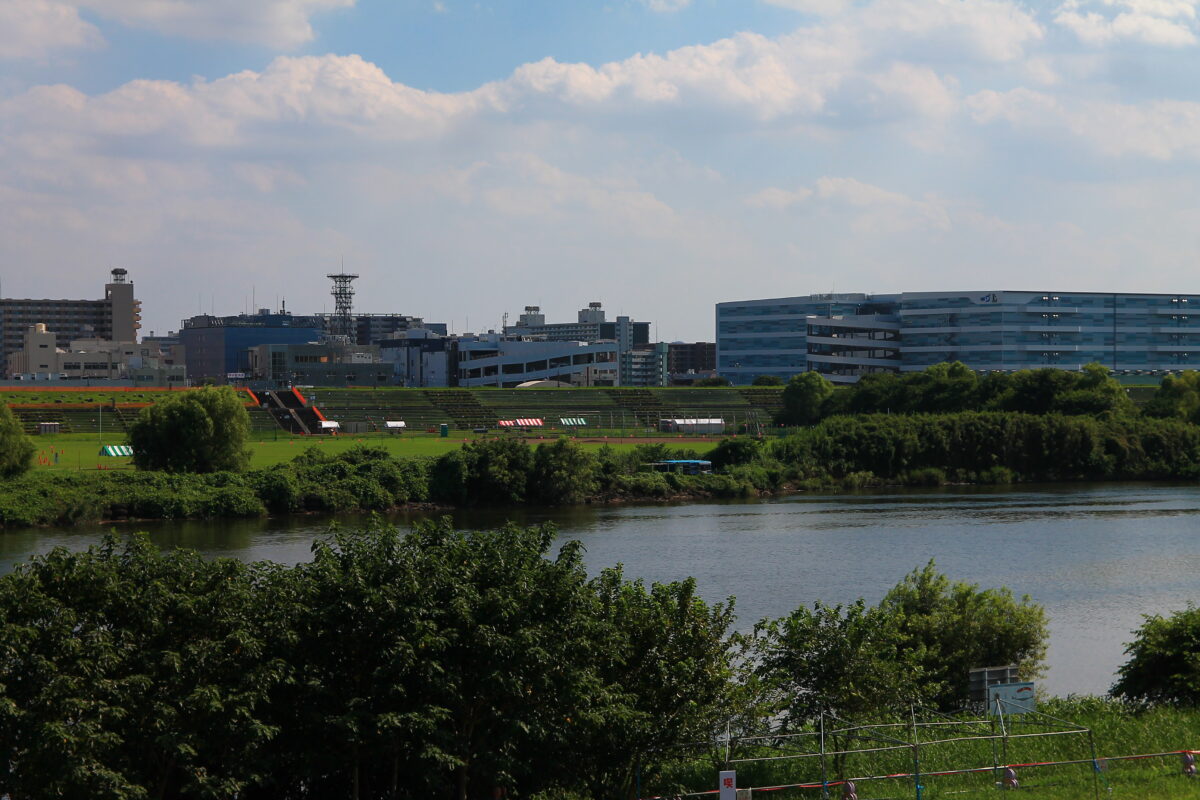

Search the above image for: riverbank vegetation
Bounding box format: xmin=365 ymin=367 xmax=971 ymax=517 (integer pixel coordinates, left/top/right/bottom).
xmin=8 ymin=366 xmax=1200 ymax=526
xmin=0 ymin=523 xmax=1194 ymax=800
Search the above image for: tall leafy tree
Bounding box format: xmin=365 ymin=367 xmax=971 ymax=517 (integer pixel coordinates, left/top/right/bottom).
xmin=572 ymin=570 xmax=737 ymax=799
xmin=880 ymin=561 xmax=1048 ymax=709
xmin=777 ymin=371 xmax=834 ymax=426
xmin=128 ymin=386 xmax=251 ymax=473
xmin=0 ymin=534 xmax=285 ymax=799
xmin=0 ymin=403 xmax=35 ymax=478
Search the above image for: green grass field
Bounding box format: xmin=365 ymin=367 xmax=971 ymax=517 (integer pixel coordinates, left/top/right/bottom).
xmin=29 ymin=432 xmax=719 ymax=472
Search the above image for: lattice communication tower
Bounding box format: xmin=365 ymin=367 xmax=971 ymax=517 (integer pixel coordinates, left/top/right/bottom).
xmin=327 ymin=271 xmax=358 ymax=340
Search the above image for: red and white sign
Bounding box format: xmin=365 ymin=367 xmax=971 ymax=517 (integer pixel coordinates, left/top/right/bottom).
xmin=719 ymin=770 xmax=736 ymax=800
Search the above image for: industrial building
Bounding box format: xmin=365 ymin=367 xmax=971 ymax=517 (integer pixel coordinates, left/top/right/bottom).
xmin=0 ymin=269 xmax=141 ymax=375
xmin=717 ymin=290 xmax=1200 ymax=384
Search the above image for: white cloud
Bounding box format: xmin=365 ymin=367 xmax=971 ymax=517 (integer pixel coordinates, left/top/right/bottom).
xmin=0 ymin=0 xmax=103 ymax=60
xmin=747 ymin=176 xmax=951 ymax=232
xmin=764 ymin=0 xmax=852 ymax=15
xmin=968 ymin=87 xmax=1200 ymax=160
xmin=1055 ymin=0 xmax=1198 ymax=46
xmin=640 ymin=0 xmax=692 ymax=11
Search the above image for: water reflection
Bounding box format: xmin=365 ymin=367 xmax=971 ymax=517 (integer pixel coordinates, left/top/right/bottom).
xmin=2 ymin=482 xmax=1199 ymax=696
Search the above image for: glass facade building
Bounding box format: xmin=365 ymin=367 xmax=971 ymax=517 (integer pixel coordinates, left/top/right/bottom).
xmin=717 ymin=291 xmax=1200 ymax=384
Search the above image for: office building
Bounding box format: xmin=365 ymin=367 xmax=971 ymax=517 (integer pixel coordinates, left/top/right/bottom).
xmin=716 ymin=290 xmax=1200 ymax=384
xmin=0 ymin=268 xmax=141 ymax=374
xmin=314 ymin=313 xmax=447 ymax=345
xmin=503 ymin=302 xmax=649 ymax=353
xmin=179 ymin=309 xmax=323 ymax=383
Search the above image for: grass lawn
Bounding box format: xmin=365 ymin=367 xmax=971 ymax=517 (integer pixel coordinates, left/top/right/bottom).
xmin=27 ymin=432 xmax=721 ymax=472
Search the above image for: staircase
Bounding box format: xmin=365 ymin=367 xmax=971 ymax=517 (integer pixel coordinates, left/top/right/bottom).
xmin=605 ymin=388 xmax=665 ymax=426
xmin=262 ymin=390 xmax=327 ymax=435
xmin=423 ymin=390 xmax=492 ymax=430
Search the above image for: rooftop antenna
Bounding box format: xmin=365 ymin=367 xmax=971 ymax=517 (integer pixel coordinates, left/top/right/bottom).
xmin=327 ymin=267 xmax=359 ymax=341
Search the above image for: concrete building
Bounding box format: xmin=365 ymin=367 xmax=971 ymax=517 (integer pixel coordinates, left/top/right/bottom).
xmin=503 ymin=302 xmax=650 ymax=354
xmin=246 ymin=340 xmax=389 ymax=387
xmin=717 ymin=290 xmax=1200 ymax=384
xmin=379 ymin=329 xmax=456 ymax=387
xmin=621 ymin=343 xmax=669 ymax=387
xmin=179 ymin=309 xmax=323 ymax=383
xmin=0 ymin=268 xmax=141 ymax=374
xmin=6 ymin=323 xmax=185 ymax=385
xmin=457 ymin=335 xmax=618 ymax=388
xmin=668 ymin=341 xmax=716 ymax=374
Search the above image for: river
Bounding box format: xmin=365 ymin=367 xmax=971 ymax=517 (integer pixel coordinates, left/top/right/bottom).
xmin=3 ymin=482 xmax=1198 ymax=697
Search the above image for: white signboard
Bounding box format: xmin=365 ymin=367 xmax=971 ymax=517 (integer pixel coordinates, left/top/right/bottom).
xmin=990 ymin=682 xmax=1036 ymax=715
xmin=719 ymin=770 xmax=737 ymax=800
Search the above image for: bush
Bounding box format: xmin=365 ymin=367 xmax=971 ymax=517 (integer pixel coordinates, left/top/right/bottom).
xmin=128 ymin=387 xmax=251 ymax=473
xmin=1112 ymin=605 xmax=1200 ymax=706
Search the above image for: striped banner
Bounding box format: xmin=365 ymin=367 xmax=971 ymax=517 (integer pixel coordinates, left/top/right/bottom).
xmin=516 ymin=418 xmax=543 ymax=427
xmin=498 ymin=420 xmax=516 ymax=427
xmin=100 ymin=445 xmax=133 ymax=457
xmin=560 ymin=417 xmax=587 ymax=426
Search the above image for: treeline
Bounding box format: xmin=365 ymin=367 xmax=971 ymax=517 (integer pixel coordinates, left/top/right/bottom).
xmin=0 ymin=523 xmax=1051 ymax=800
xmin=776 ymin=362 xmax=1137 ymax=425
xmin=0 ymin=441 xmax=750 ymax=527
xmin=7 ymin=409 xmax=1200 ymax=526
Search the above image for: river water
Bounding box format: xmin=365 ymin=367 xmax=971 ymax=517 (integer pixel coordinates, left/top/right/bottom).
xmin=3 ymin=483 xmax=1198 ymax=697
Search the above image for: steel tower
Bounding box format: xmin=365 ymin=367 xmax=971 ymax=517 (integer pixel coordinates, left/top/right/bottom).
xmin=327 ymin=271 xmax=359 ymax=340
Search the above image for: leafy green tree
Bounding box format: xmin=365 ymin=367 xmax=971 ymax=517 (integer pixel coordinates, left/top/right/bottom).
xmin=570 ymin=571 xmax=737 ymax=800
xmin=128 ymin=386 xmax=251 ymax=472
xmin=430 ymin=437 xmax=535 ymax=505
xmin=0 ymin=534 xmax=285 ymax=799
xmin=706 ymin=436 xmax=762 ymax=469
xmin=881 ymin=562 xmax=1048 ymax=709
xmin=0 ymin=403 xmax=35 ymax=478
xmin=754 ymin=599 xmax=925 ymax=723
xmin=530 ymin=438 xmax=598 ymax=505
xmin=1144 ymin=370 xmax=1200 ymax=422
xmin=1112 ymin=605 xmax=1200 ymax=705
xmin=777 ymin=371 xmax=834 ymax=426
xmin=751 ymin=375 xmax=784 ymax=386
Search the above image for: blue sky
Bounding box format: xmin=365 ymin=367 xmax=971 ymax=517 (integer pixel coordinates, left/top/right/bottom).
xmin=5 ymin=0 xmax=1200 ymax=341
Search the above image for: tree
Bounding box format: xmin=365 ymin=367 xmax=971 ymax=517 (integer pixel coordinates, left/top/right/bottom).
xmin=777 ymin=371 xmax=834 ymax=426
xmin=751 ymin=375 xmax=784 ymax=386
xmin=430 ymin=438 xmax=535 ymax=505
xmin=706 ymin=437 xmax=762 ymax=469
xmin=1144 ymin=370 xmax=1200 ymax=422
xmin=1112 ymin=605 xmax=1200 ymax=705
xmin=881 ymin=562 xmax=1048 ymax=709
xmin=530 ymin=438 xmax=598 ymax=505
xmin=754 ymin=600 xmax=925 ymax=723
xmin=0 ymin=403 xmax=35 ymax=478
xmin=128 ymin=386 xmax=251 ymax=473
xmin=0 ymin=534 xmax=285 ymax=800
xmin=572 ymin=570 xmax=737 ymax=799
